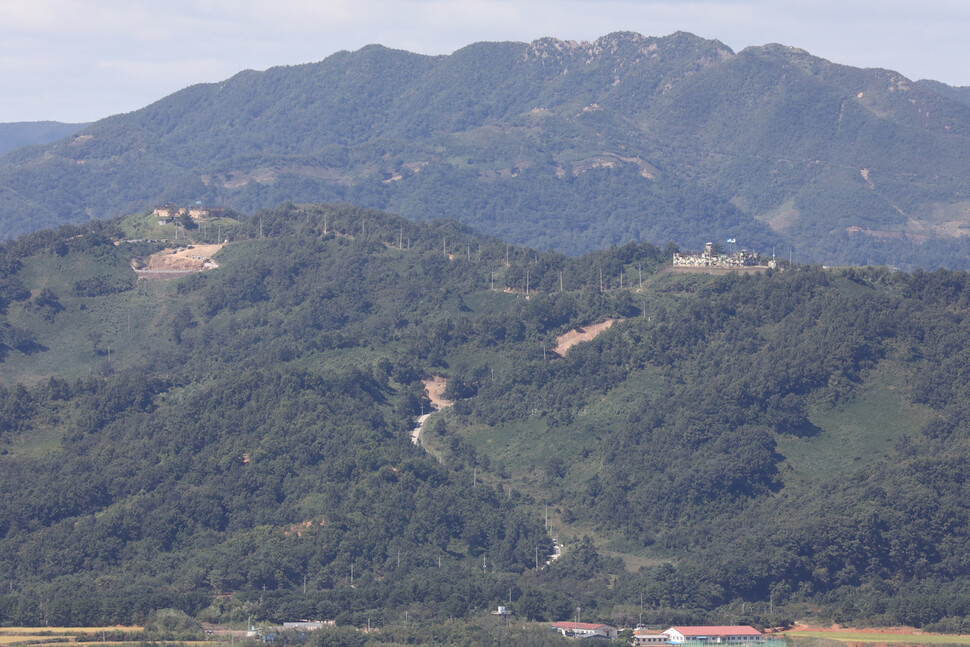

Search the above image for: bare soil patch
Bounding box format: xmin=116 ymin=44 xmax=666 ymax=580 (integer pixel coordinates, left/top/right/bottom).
xmin=553 ymin=319 xmax=618 ymax=356
xmin=791 ymin=624 xmax=921 ymax=635
xmin=140 ymin=243 xmax=224 ymax=271
xmin=133 ymin=243 xmax=225 ymax=279
xmin=423 ymin=376 xmax=454 ymax=409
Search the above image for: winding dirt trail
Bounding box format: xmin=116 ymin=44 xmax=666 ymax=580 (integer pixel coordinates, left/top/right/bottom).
xmin=410 ymin=376 xmax=453 ymax=445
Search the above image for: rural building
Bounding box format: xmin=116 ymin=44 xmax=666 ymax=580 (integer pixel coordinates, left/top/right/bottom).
xmin=550 ymin=621 xmax=618 ymax=639
xmin=672 ymin=242 xmax=766 ymax=269
xmin=281 ymin=621 xmax=334 ymax=630
xmin=662 ymin=626 xmax=764 ymax=644
xmin=153 ymin=204 xmax=228 ymax=220
xmin=634 ymin=628 xmax=669 ymax=645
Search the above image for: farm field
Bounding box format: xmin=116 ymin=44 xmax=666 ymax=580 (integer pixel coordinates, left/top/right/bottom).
xmin=0 ymin=627 xmax=142 ymax=646
xmin=785 ymin=630 xmax=970 ymax=644
xmin=0 ymin=627 xmax=148 ymax=646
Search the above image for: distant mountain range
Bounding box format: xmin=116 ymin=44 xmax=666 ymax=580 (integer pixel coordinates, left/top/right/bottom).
xmin=1 ymin=32 xmax=969 ymax=268
xmin=0 ymin=121 xmax=89 ymax=156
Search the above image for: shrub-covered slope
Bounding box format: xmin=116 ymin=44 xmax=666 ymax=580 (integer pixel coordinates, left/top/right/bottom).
xmin=3 ymin=205 xmax=970 ymax=629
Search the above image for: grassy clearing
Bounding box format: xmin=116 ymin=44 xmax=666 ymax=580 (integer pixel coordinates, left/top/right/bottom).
xmin=777 ymin=361 xmax=933 ymax=481
xmin=456 ymin=364 xmax=669 ymax=567
xmin=460 ymin=289 xmax=517 ymax=318
xmin=0 ymin=280 xmax=177 ymax=384
xmin=786 ymin=631 xmax=970 ymax=644
xmin=120 ymin=211 xmax=244 ymax=245
xmin=17 ymin=249 xmax=133 ymax=297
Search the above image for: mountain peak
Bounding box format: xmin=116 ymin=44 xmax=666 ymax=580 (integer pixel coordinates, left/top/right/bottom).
xmin=525 ymin=31 xmax=734 ymax=66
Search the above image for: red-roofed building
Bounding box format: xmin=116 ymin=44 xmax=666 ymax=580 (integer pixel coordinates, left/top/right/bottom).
xmin=551 ymin=621 xmax=619 ymax=639
xmin=663 ymin=626 xmax=763 ymax=644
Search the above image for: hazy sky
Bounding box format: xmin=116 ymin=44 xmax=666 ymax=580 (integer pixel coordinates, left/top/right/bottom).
xmin=2 ymin=0 xmax=969 ymax=123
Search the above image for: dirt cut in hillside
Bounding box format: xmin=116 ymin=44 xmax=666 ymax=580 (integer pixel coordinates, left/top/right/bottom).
xmin=553 ymin=319 xmax=619 ymax=356
xmin=423 ymin=375 xmax=454 ymax=409
xmin=140 ymin=243 xmax=225 ymax=271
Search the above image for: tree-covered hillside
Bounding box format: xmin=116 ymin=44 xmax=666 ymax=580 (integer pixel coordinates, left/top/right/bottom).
xmin=3 ymin=205 xmax=970 ymax=633
xmin=1 ymin=32 xmax=969 ymax=268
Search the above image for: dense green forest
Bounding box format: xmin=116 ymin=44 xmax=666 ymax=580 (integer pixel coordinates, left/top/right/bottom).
xmin=2 ymin=32 xmax=970 ymax=268
xmin=4 ymin=204 xmax=970 ymax=642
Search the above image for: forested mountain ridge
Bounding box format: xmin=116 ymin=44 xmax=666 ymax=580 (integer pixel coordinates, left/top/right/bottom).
xmin=0 ymin=121 xmax=90 ymax=157
xmin=4 ymin=205 xmax=970 ymax=634
xmin=2 ymin=32 xmax=970 ymax=267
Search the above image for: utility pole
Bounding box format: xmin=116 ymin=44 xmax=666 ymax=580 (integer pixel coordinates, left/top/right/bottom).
xmin=559 ymin=271 xmax=563 ymax=292
xmin=535 ymin=546 xmax=539 ymax=571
